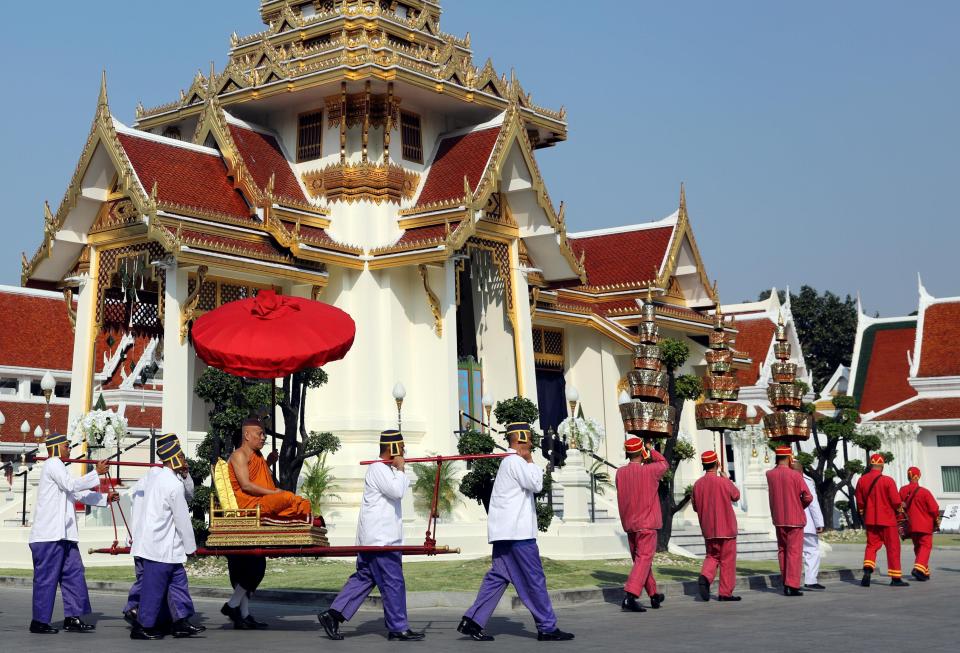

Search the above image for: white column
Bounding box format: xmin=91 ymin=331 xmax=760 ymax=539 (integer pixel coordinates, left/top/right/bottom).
xmin=739 ymin=427 xmax=774 ymax=532
xmin=68 ymin=264 xmax=97 ymax=424
xmin=553 ymin=449 xmax=592 ymax=522
xmin=160 ymin=260 xmax=190 ymax=440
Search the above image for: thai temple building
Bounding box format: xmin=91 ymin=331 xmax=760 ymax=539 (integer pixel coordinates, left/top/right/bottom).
xmin=847 ymin=280 xmax=960 ymax=502
xmin=1 ymin=0 xmax=847 ymax=560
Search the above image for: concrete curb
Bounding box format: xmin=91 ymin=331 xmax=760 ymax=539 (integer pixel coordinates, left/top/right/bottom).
xmin=0 ymin=568 xmax=860 ymax=611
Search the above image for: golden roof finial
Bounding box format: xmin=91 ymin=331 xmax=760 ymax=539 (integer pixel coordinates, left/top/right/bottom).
xmin=646 ymin=284 xmax=653 ymax=303
xmin=98 ymin=70 xmax=109 ymax=109
xmin=678 ymin=181 xmax=687 ymax=219
xmin=207 ymin=61 xmax=217 ymax=96
xmin=777 ymin=310 xmax=785 ymax=327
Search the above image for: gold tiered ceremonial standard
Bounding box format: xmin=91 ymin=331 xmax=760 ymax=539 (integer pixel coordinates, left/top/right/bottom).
xmin=762 ymin=315 xmax=812 ymax=442
xmin=620 ymin=301 xmax=676 ymax=438
xmin=695 ymin=310 xmax=746 ymax=432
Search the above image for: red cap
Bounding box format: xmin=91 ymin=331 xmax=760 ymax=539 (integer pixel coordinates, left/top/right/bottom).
xmin=701 ymin=450 xmax=718 ymax=465
xmin=774 ymin=445 xmax=793 ymax=457
xmin=625 ymin=437 xmax=645 ymax=454
xmin=908 ymin=466 xmax=921 ymax=479
xmin=870 ymin=453 xmax=885 ymax=465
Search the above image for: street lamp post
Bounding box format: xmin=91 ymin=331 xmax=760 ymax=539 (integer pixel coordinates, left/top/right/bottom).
xmin=481 ymin=392 xmax=494 ymax=434
xmin=19 ymin=420 xmax=30 ymax=527
xmin=392 ymin=382 xmax=406 ymax=432
xmin=40 ymin=371 xmax=56 ymax=437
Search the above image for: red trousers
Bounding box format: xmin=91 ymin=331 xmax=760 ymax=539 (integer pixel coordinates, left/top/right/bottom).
xmin=863 ymin=525 xmax=902 ymax=578
xmin=775 ymin=526 xmax=804 ymax=589
xmin=909 ymin=533 xmax=933 ymax=576
xmin=701 ymin=538 xmax=737 ymax=598
xmin=625 ymin=530 xmax=658 ymax=598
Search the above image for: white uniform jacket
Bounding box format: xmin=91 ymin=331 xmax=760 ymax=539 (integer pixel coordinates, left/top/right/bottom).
xmin=131 ymin=467 xmax=197 ymax=564
xmin=29 ymin=457 xmax=106 ymax=544
xmin=803 ymin=474 xmax=824 ymax=534
xmin=355 ymin=461 xmax=409 ymax=547
xmin=486 ymin=450 xmax=543 ymax=543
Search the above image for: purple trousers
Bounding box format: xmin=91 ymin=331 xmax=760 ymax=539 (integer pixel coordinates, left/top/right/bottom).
xmin=138 ymin=560 xmax=195 ymax=628
xmin=124 ymin=557 xmax=144 ymax=613
xmin=30 ymin=540 xmax=91 ymax=623
xmin=330 ymin=552 xmax=408 ymax=632
xmin=464 ymin=539 xmax=558 ymax=633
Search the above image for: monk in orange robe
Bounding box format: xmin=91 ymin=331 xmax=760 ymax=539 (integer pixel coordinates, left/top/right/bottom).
xmin=228 ymin=418 xmax=312 ymax=520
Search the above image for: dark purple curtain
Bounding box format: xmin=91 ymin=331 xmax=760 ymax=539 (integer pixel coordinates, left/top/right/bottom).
xmin=536 ymin=369 xmax=567 ymax=433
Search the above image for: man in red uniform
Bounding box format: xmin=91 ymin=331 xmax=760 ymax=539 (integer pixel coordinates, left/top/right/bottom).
xmin=855 ymin=453 xmax=908 ymax=587
xmin=615 ymin=437 xmax=668 ymax=613
xmin=899 ymin=466 xmax=940 ymax=582
xmin=692 ymin=450 xmax=741 ymax=602
xmin=766 ymin=445 xmax=812 ymax=596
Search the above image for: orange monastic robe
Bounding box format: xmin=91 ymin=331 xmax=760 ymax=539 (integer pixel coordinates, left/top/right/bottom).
xmin=229 ymin=452 xmax=312 ymax=520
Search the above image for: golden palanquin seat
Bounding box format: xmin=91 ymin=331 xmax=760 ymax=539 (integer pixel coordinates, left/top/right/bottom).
xmin=206 ymin=460 xmax=328 ymax=548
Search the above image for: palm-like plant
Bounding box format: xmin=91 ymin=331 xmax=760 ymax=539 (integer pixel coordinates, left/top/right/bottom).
xmin=411 ymin=456 xmax=461 ymax=520
xmin=298 ymin=454 xmax=340 ymax=514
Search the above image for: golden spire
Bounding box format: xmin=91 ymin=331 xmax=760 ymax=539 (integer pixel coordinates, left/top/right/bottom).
xmin=777 ymin=310 xmax=785 ymax=327
xmin=98 ymin=70 xmax=109 ymax=110
xmin=678 ymin=182 xmax=687 ymax=220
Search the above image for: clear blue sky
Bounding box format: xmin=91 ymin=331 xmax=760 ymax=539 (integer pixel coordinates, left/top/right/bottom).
xmin=3 ymin=1 xmax=957 ymax=315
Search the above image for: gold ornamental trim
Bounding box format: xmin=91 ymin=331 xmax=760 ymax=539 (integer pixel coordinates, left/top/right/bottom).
xmin=302 ymin=161 xmax=419 ymax=204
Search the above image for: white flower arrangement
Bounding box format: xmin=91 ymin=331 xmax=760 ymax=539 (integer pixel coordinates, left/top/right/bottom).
xmin=68 ymin=410 xmax=128 ymax=450
xmin=557 ymin=416 xmax=605 ymax=452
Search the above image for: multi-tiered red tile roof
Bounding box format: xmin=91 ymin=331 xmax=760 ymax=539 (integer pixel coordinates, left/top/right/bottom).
xmin=855 ymin=323 xmax=918 ymax=414
xmin=117 ymin=131 xmax=253 ymax=221
xmin=416 ymin=126 xmax=501 ymax=207
xmin=568 ymin=223 xmax=674 ymax=288
xmin=916 ymin=300 xmax=960 ymax=378
xmin=228 ymin=122 xmax=307 ymax=205
xmin=0 ymin=289 xmax=74 ymax=371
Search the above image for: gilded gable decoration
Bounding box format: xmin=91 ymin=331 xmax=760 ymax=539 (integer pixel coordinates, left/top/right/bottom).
xmin=302 ymin=162 xmax=419 ymax=204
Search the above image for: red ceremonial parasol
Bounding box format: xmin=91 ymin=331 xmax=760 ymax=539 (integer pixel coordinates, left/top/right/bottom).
xmin=191 ymin=289 xmax=356 ymax=454
xmin=192 ymin=289 xmax=355 ymax=378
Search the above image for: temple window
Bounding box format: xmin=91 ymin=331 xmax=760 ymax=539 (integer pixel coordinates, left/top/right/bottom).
xmin=186 ymin=274 xmax=278 ymax=316
xmin=0 ymin=378 xmax=17 ymax=396
xmin=943 ymin=466 xmax=960 ymax=493
xmin=936 ymin=434 xmax=960 ymax=446
xmin=297 ymin=109 xmax=324 ymax=162
xmin=162 ymin=125 xmax=182 ymax=141
xmin=400 ymin=110 xmax=423 ymax=164
xmin=532 ymin=327 xmax=565 ymax=369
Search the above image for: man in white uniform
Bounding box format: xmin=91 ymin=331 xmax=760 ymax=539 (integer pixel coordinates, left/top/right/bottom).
xmin=28 ymin=432 xmax=115 ymax=634
xmin=130 ymin=433 xmax=204 ymax=640
xmin=123 ymin=446 xmax=194 ymax=626
xmin=458 ymin=423 xmax=574 ymax=642
xmin=318 ymin=430 xmax=423 ymax=641
xmin=792 ymin=459 xmax=825 ymax=590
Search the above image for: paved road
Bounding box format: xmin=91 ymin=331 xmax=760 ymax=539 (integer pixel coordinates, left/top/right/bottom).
xmin=2 ymin=554 xmax=956 ymax=653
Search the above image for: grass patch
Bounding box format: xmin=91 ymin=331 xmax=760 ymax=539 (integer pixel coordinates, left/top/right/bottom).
xmin=1 ymin=555 xmax=799 ymax=593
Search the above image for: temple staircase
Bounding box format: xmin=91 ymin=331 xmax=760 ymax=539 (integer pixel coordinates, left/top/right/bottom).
xmin=669 ymin=527 xmax=779 ymax=560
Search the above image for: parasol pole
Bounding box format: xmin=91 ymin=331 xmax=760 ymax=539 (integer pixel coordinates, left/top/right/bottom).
xmin=271 ymin=380 xmax=278 ymax=475
xmin=719 ymin=430 xmax=726 ymax=475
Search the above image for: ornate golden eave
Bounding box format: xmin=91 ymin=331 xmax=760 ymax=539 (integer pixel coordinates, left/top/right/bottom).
xmin=23 ymin=73 xmax=158 ymax=286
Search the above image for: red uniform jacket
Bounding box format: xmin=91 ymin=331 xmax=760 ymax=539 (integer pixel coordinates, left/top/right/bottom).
xmin=616 ymin=449 xmax=668 ymax=532
xmin=766 ymin=465 xmax=812 ymax=527
xmin=855 ymin=470 xmax=902 ymax=527
xmin=692 ymin=472 xmax=740 ymax=539
xmin=899 ymin=482 xmax=940 ymax=534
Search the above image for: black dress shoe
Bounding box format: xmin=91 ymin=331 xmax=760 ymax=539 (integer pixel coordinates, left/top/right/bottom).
xmin=621 ymin=594 xmax=646 ymax=612
xmin=803 ymin=584 xmax=826 ymax=591
xmin=243 ymin=615 xmax=269 ymax=629
xmin=717 ymin=595 xmax=742 ymax=602
xmin=388 ymin=629 xmax=425 ymax=641
xmin=697 ymin=575 xmax=710 ymax=602
xmin=890 ymin=578 xmax=910 ymax=587
xmin=124 ymin=609 xmax=138 ymax=627
xmin=221 ymin=602 xmax=243 ymax=625
xmin=130 ymin=626 xmax=165 ymax=640
xmin=29 ymin=620 xmax=59 ymax=634
xmin=318 ymin=610 xmax=344 ymax=641
xmin=171 ymin=618 xmax=205 ymax=638
xmin=63 ymin=617 xmax=95 ymax=633
xmin=651 ymin=592 xmax=665 ymax=608
xmin=457 ymin=616 xmax=494 ymax=641
xmin=784 ymin=586 xmax=804 ymax=596
xmin=911 ymin=570 xmax=929 ymax=582
xmin=537 ymin=629 xmax=575 ymax=641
